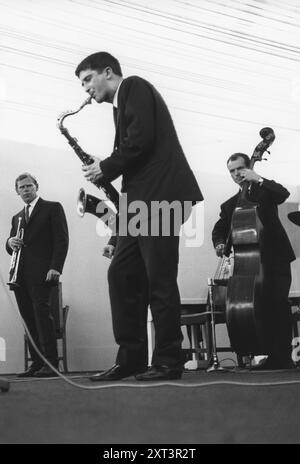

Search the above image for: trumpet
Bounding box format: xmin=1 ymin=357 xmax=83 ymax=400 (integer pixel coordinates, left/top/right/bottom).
xmin=77 ymin=188 xmax=117 ymax=231
xmin=7 ymin=217 xmax=24 ymax=290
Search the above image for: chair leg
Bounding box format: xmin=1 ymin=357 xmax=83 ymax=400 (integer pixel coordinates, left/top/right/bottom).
xmin=24 ymin=335 xmax=29 ymax=370
xmin=184 ymin=325 xmax=201 ymax=370
xmin=62 ymin=330 xmax=68 ymax=373
xmin=293 ymin=315 xmax=299 ymax=339
xmin=237 ymin=354 xmax=246 ymax=368
xmin=203 ymin=319 xmax=213 ymax=364
xmin=61 ymin=306 xmax=69 ymax=373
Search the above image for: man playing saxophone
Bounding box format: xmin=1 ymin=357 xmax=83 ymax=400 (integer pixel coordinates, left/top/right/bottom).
xmin=74 ymin=51 xmax=203 ymax=381
xmin=6 ymin=173 xmax=69 ymax=378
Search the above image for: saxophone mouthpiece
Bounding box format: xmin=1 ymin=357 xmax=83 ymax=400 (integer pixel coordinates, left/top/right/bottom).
xmin=57 ymin=96 xmax=93 ymax=128
xmin=80 ymin=96 xmax=92 ymax=109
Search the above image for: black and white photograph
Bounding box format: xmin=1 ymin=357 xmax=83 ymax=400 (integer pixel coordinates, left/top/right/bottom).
xmin=1 ymin=0 xmax=300 ymax=446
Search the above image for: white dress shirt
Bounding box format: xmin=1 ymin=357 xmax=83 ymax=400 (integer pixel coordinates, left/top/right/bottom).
xmin=113 ymin=79 xmax=123 ymax=108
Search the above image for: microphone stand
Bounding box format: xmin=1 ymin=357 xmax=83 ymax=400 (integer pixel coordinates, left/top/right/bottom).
xmin=0 ymin=378 xmax=9 ymax=392
xmin=206 ymin=277 xmax=229 ymax=373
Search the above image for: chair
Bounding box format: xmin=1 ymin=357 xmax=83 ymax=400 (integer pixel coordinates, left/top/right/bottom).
xmin=180 ymin=285 xmax=239 ymax=370
xmin=182 ymin=293 xmax=300 ymax=370
xmin=24 ymin=282 xmax=70 ymax=372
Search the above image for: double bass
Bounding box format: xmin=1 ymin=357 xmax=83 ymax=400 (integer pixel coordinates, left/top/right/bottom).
xmin=226 ymin=127 xmax=275 ymax=356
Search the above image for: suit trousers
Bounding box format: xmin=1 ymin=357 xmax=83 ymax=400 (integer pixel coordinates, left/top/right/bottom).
xmin=107 ymin=233 xmax=184 ymax=369
xmin=14 ymin=279 xmax=58 ymax=367
xmin=261 ymin=261 xmax=292 ymax=361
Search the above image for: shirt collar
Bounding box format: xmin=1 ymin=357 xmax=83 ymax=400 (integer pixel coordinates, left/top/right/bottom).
xmin=113 ymin=79 xmax=123 ymax=108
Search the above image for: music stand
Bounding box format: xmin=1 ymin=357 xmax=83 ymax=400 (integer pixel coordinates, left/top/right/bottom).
xmin=206 ymin=278 xmax=229 ymax=373
xmin=0 ymin=378 xmax=9 ymax=392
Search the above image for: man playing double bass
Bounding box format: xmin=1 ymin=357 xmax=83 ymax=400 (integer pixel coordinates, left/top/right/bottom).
xmin=212 ymin=153 xmax=296 ymax=370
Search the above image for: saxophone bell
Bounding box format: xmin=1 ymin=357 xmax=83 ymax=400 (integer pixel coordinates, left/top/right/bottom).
xmin=77 ymin=187 xmax=87 ymax=217
xmin=77 ymin=188 xmax=117 ymax=231
xmin=77 ymin=188 xmax=103 ymax=218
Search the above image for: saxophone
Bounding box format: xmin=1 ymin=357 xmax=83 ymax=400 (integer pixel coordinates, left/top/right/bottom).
xmin=57 ymin=96 xmax=120 ymax=211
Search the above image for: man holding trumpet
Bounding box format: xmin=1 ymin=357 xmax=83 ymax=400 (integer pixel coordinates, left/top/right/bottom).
xmin=6 ymin=173 xmax=69 ymax=378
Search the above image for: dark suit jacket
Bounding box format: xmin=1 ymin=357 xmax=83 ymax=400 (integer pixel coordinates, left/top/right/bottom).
xmin=100 ymin=76 xmax=203 ymax=207
xmin=212 ymin=179 xmax=295 ymax=265
xmin=6 ymin=198 xmax=69 ymax=284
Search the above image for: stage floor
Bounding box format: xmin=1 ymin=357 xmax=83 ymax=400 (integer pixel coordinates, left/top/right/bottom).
xmin=1 ymin=368 xmax=300 ymax=444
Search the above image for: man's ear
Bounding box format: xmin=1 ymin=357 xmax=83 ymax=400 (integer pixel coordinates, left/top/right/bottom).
xmin=105 ymin=67 xmax=113 ymax=79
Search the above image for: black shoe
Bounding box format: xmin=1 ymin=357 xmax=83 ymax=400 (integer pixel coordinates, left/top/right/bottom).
xmin=273 ymin=359 xmax=296 ymax=370
xmin=135 ymin=365 xmax=182 ymax=381
xmin=17 ymin=363 xmax=43 ymax=378
xmin=251 ymin=357 xmax=295 ymax=371
xmin=33 ymin=365 xmax=59 ymax=378
xmin=89 ymin=364 xmax=144 ymax=381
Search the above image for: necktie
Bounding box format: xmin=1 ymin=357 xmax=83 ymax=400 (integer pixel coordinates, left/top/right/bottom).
xmin=25 ymin=204 xmax=31 ymax=223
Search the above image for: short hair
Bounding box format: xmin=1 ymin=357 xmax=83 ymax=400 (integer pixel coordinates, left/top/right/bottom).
xmin=227 ymin=152 xmax=250 ymax=167
xmin=75 ymin=52 xmax=123 ymax=77
xmin=15 ymin=173 xmax=39 ymax=192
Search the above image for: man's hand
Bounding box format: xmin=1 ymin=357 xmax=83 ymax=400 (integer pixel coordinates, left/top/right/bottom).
xmin=46 ymin=269 xmax=60 ymax=283
xmin=8 ymin=237 xmax=23 ymax=251
xmin=215 ymin=243 xmax=225 ymax=257
xmin=102 ymin=244 xmax=115 ymax=259
xmin=239 ymin=169 xmax=261 ymax=183
xmin=82 ymin=155 xmax=103 ymax=183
